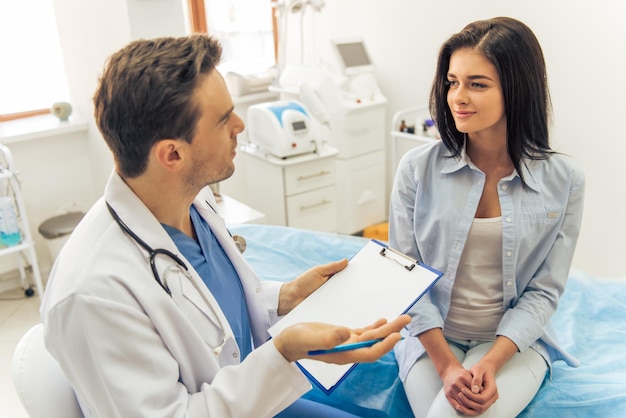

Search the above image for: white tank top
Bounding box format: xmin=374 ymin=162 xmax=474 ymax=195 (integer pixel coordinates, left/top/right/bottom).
xmin=444 ymin=217 xmax=505 ymax=341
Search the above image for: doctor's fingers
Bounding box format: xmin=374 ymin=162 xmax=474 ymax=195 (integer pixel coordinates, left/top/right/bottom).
xmin=281 ymin=259 xmax=349 ymax=311
xmin=313 ymin=330 xmax=405 ymax=365
xmin=310 ymin=258 xmax=349 ymax=278
xmin=273 ymin=322 xmax=352 ymax=362
xmin=354 ymin=315 xmax=411 ymax=338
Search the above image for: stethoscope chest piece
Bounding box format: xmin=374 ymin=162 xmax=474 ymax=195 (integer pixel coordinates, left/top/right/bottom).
xmin=233 ymin=235 xmax=246 ymax=254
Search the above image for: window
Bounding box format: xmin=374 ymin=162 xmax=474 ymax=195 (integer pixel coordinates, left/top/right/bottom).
xmin=187 ymin=0 xmax=277 ymax=74
xmin=0 ymin=1 xmax=70 ymax=122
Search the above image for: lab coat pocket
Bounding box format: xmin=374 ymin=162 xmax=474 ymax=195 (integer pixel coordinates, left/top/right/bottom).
xmin=164 ymin=267 xmax=230 ymax=351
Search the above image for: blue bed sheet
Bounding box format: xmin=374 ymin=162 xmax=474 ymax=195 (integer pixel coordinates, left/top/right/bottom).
xmin=229 ymin=224 xmax=626 ymax=418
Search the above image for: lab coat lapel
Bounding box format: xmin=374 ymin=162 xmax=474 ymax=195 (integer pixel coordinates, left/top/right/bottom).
xmin=164 ymin=266 xmax=235 ymax=350
xmin=193 ymin=188 xmax=273 ymax=347
xmin=105 ymin=173 xmax=234 ymax=340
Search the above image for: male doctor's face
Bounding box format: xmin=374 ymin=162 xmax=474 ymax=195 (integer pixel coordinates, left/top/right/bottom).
xmin=185 ymin=70 xmax=244 ymax=189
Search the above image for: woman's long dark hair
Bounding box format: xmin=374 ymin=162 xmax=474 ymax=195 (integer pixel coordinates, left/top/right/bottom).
xmin=430 ymin=17 xmax=553 ymax=185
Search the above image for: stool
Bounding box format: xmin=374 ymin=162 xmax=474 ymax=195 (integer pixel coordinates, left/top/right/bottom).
xmin=38 ymin=212 xmax=84 ymax=261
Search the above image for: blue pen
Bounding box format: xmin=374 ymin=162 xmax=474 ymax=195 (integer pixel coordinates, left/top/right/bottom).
xmin=307 ymin=338 xmax=385 ymax=356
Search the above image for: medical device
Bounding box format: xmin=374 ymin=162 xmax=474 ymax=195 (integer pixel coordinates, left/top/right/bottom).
xmin=225 ymin=71 xmax=274 ymax=96
xmin=247 ymin=100 xmax=318 ymax=159
xmin=331 ymin=37 xmax=375 ymax=76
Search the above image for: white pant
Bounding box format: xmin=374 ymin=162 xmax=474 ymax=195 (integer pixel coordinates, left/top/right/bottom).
xmin=403 ymin=340 xmax=547 ymax=418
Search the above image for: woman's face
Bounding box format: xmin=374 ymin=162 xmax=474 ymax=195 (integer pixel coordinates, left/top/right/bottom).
xmin=446 ymin=48 xmax=506 ymax=139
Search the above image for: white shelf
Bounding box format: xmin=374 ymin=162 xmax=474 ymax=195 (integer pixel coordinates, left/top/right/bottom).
xmin=239 ymin=143 xmax=339 ymax=166
xmin=0 ymin=114 xmax=88 ymax=144
xmin=214 ymin=194 xmax=266 ymax=225
xmin=390 ymin=106 xmax=438 ymax=172
xmin=0 ymin=241 xmax=34 ymax=256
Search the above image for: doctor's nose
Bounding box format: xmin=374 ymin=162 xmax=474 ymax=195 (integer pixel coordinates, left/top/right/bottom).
xmin=233 ymin=112 xmax=245 ymax=135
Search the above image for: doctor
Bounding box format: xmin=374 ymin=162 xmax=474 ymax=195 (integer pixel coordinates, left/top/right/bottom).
xmin=40 ymin=34 xmax=409 ymax=417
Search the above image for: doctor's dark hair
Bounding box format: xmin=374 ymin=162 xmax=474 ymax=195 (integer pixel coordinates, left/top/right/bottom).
xmin=430 ymin=17 xmax=553 ymax=184
xmin=93 ymin=34 xmax=222 ymax=178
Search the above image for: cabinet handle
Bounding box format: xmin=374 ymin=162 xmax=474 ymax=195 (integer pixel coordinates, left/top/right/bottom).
xmin=300 ymin=199 xmax=331 ymax=211
xmin=297 ymin=170 xmax=330 ymax=181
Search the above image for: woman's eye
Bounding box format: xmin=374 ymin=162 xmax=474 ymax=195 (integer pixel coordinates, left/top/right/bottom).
xmin=445 ymin=80 xmax=458 ymax=87
xmin=471 ymin=82 xmax=487 ymax=89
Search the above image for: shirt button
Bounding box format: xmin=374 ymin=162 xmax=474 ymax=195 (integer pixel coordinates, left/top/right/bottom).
xmin=256 ymin=288 xmax=260 ymax=293
xmin=506 ymin=217 xmax=512 ymax=223
xmin=232 ymin=352 xmax=238 ymax=358
xmin=506 ymin=250 xmax=512 ymax=257
xmin=506 ymin=280 xmax=513 ymax=287
xmin=501 ymin=184 xmax=508 ymax=190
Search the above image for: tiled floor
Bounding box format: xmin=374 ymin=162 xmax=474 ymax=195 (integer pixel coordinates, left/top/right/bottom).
xmin=0 ymin=287 xmax=41 ymax=418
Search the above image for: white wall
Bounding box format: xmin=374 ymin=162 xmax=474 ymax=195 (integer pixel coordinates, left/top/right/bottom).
xmin=5 ymin=0 xmax=622 ymax=278
xmin=53 ymin=0 xmax=188 ymax=192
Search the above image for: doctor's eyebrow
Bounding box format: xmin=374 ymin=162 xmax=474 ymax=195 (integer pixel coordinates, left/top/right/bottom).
xmin=217 ymin=106 xmax=235 ymax=124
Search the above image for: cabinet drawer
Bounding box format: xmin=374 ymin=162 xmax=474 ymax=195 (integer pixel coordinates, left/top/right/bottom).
xmin=285 ymin=186 xmax=337 ymax=232
xmin=284 ymin=158 xmax=336 ymax=196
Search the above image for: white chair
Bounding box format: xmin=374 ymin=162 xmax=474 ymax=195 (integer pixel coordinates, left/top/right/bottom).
xmin=12 ymin=323 xmax=84 ymax=418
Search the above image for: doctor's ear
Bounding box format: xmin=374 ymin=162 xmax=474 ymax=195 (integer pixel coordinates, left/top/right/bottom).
xmin=153 ymin=139 xmax=186 ymax=171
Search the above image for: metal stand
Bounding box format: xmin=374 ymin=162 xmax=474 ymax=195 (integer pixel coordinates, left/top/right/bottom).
xmin=0 ymin=143 xmax=44 ymax=299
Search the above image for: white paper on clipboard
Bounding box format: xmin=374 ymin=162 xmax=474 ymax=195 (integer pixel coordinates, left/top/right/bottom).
xmin=267 ymin=239 xmax=443 ymax=394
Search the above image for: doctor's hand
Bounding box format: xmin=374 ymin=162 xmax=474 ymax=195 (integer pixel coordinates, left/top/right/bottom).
xmin=277 ymin=259 xmax=348 ymax=316
xmin=273 ymin=314 xmax=411 ymax=363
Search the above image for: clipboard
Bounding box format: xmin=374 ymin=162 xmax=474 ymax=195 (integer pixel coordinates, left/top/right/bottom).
xmin=267 ymin=239 xmax=443 ymax=394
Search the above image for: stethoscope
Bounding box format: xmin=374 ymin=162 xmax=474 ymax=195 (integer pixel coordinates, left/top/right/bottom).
xmin=105 ymin=201 xmax=246 ymax=355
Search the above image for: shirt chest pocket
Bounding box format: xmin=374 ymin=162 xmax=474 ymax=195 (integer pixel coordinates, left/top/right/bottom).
xmin=521 ymin=199 xmax=563 ymax=225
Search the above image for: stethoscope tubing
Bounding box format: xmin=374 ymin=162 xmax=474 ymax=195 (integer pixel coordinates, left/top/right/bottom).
xmin=105 ymin=200 xmax=233 ymax=354
xmin=106 ymin=202 xmax=188 ymax=295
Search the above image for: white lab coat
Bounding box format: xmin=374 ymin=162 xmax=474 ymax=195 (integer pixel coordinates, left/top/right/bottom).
xmin=41 ymin=172 xmax=311 ymax=418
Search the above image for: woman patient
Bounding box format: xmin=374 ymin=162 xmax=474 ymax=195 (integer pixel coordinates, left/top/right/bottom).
xmin=389 ymin=16 xmax=585 ymax=417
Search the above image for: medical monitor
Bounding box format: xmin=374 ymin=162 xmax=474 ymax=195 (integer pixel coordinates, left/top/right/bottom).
xmin=332 ymin=38 xmax=375 ymax=76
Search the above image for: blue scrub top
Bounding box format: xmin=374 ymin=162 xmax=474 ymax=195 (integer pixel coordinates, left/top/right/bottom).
xmin=163 ymin=206 xmax=252 ymax=359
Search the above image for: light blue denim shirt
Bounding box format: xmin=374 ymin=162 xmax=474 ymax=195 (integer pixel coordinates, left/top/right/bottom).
xmin=390 ymin=140 xmax=585 ymax=381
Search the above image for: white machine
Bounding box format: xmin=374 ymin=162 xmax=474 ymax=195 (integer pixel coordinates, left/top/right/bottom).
xmin=268 ymin=37 xmax=389 ymax=235
xmin=247 ymin=100 xmax=319 ymax=159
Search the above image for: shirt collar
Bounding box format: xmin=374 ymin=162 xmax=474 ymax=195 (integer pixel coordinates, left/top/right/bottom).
xmin=439 ymin=143 xmax=541 ymax=192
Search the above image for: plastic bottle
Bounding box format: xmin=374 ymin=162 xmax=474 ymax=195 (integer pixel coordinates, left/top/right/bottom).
xmin=424 ymin=119 xmax=439 ymax=138
xmin=0 ymin=197 xmax=22 ymax=246
xmin=415 ymin=117 xmax=425 ymax=136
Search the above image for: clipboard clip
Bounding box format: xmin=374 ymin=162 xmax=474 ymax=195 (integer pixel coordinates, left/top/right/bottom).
xmin=379 ymin=246 xmax=418 ymax=271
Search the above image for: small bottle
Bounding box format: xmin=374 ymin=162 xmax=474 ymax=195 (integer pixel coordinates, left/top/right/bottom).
xmin=415 ymin=117 xmax=425 ymax=136
xmin=399 ymin=119 xmax=407 ymax=132
xmin=424 ymin=119 xmax=438 ymax=138
xmin=0 ymin=197 xmax=22 ymax=246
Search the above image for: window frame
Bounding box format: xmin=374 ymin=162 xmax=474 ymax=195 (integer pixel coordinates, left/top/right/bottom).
xmin=0 ymin=109 xmax=51 ymax=123
xmin=186 ymin=0 xmax=279 ymax=61
xmin=1 ymin=1 xmax=276 ymax=123
xmin=0 ymin=0 xmax=63 ymax=123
